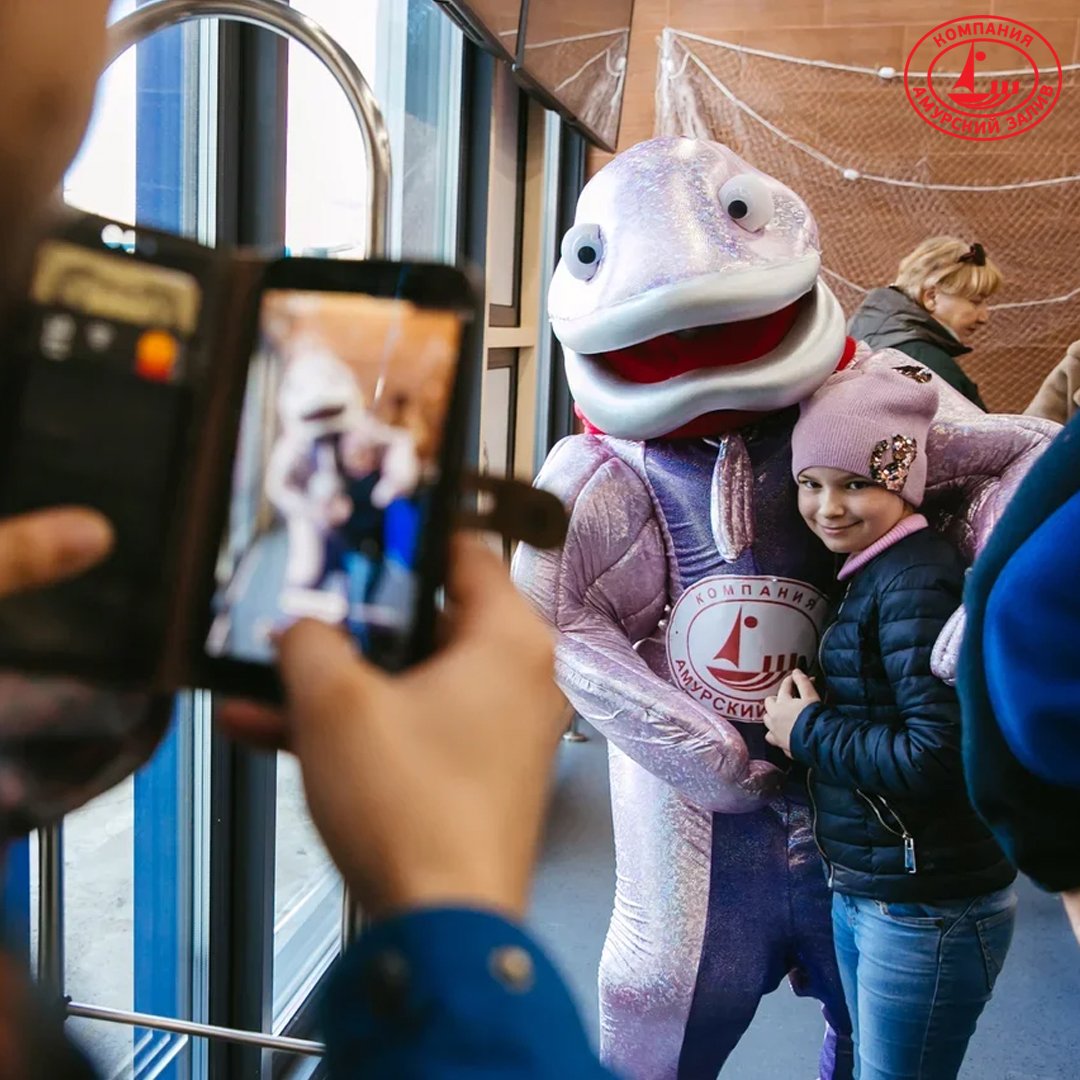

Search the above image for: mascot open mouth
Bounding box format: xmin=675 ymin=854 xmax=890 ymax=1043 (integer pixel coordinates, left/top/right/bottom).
xmin=561 ymin=277 xmax=850 ymax=441
xmin=599 ymin=301 xmax=804 ymax=385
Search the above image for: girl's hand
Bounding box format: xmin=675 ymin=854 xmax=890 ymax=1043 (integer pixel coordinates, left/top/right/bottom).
xmin=763 ymin=670 xmax=820 ymax=758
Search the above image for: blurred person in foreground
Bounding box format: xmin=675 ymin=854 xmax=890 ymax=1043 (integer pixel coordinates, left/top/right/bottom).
xmin=959 ymin=411 xmax=1080 ymax=946
xmin=848 ymin=237 xmax=1001 ymax=410
xmin=0 ymin=3 xmax=612 ymax=1076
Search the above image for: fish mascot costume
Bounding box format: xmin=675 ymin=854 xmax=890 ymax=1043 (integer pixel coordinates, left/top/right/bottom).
xmin=511 ymin=137 xmax=1055 ymax=1080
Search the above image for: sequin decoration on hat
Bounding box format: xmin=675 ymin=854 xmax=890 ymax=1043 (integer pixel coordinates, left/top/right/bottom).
xmin=893 ymin=365 xmax=933 ymax=384
xmin=870 ymin=434 xmax=918 ymax=493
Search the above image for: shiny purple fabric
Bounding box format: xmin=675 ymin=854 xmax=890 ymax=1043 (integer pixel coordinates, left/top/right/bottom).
xmin=514 ymin=372 xmax=1054 ymax=1079
xmin=513 ymin=138 xmax=1057 ymax=1077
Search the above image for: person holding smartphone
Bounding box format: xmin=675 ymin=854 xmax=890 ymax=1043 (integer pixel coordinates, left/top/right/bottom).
xmin=0 ymin=3 xmax=613 ymax=1077
xmin=761 ymin=362 xmax=1016 ymax=1080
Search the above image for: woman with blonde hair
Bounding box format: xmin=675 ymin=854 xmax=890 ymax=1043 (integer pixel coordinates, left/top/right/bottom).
xmin=848 ymin=237 xmax=1003 ymax=409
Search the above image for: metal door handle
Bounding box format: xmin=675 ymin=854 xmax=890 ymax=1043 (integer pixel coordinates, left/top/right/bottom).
xmin=107 ymin=0 xmax=392 ymax=257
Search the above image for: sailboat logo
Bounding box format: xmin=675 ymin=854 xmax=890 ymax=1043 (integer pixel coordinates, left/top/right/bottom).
xmin=948 ymin=44 xmax=1019 ymax=110
xmin=903 ymin=17 xmax=1062 ymax=142
xmin=707 ymin=606 xmax=808 ymax=694
xmin=666 ymin=575 xmax=828 ymax=713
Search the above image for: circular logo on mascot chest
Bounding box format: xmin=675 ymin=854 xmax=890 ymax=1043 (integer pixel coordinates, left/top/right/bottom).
xmin=666 ymin=576 xmax=828 ymax=722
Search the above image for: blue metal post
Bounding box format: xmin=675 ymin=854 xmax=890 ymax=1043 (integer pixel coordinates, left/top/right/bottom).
xmin=133 ymin=8 xmax=187 ymax=1075
xmin=134 ymin=713 xmax=188 ymax=1077
xmin=135 ymin=12 xmax=186 ymax=233
xmin=1 ymin=837 xmax=31 ymax=967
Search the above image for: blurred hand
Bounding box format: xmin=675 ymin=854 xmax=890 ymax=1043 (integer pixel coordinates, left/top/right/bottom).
xmin=0 ymin=508 xmax=113 ymax=598
xmin=275 ymin=536 xmax=565 ymax=921
xmin=323 ymin=494 xmax=353 ymax=528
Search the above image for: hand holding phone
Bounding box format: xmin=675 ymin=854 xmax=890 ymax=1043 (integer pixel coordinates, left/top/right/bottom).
xmin=277 ymin=536 xmax=567 ymax=920
xmin=0 ymin=509 xmax=114 ymax=597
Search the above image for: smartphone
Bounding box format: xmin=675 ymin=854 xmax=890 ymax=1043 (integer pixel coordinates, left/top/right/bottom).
xmin=0 ymin=214 xmax=222 ymax=685
xmin=194 ymin=258 xmax=478 ymax=699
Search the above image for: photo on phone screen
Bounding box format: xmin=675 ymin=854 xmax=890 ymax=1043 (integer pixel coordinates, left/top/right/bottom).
xmin=206 ymin=287 xmax=463 ymax=667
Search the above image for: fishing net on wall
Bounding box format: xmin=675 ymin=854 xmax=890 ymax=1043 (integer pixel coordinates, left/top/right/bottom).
xmin=655 ymin=28 xmax=1080 ymax=412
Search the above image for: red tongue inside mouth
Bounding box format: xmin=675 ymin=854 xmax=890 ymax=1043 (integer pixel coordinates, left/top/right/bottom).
xmin=574 ymin=333 xmax=858 ymax=440
xmin=598 ymin=301 xmax=803 ymax=384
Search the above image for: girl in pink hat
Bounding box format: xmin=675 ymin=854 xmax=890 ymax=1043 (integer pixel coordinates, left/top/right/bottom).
xmin=763 ymin=361 xmax=1016 ymax=1080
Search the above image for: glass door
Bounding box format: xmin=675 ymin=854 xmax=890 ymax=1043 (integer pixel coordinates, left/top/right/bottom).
xmin=271 ymin=1 xmax=465 ymax=1043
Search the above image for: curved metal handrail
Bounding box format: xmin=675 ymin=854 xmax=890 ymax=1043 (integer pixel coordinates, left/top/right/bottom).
xmin=107 ymin=0 xmax=391 ymax=256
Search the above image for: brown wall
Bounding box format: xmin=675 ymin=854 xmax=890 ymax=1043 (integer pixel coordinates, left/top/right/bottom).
xmin=583 ymin=2 xmax=1080 ymax=412
xmin=597 ymin=0 xmax=1080 ymax=164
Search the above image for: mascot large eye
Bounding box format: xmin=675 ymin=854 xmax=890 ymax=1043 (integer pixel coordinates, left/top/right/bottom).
xmin=561 ymin=223 xmax=604 ymax=281
xmin=719 ymin=174 xmax=774 ymax=232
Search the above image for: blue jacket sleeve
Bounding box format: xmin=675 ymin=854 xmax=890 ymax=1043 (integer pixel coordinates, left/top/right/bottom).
xmin=959 ymin=414 xmax=1080 ymax=893
xmin=320 ymin=907 xmax=617 ymax=1079
xmin=791 ymin=563 xmax=964 ymax=798
xmin=984 ymin=491 xmax=1080 ymax=788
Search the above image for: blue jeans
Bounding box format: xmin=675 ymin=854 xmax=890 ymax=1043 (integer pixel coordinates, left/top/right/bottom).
xmin=831 ymin=887 xmax=1016 ymax=1080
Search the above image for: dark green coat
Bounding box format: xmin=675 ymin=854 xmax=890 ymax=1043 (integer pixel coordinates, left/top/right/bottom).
xmin=848 ymin=286 xmax=988 ymax=410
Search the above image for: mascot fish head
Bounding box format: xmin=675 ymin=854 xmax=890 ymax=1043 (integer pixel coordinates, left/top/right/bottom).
xmin=549 ymin=137 xmax=851 ymax=440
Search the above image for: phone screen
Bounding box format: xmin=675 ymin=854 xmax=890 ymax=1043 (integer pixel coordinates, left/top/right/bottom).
xmin=206 ymin=287 xmax=464 ymax=667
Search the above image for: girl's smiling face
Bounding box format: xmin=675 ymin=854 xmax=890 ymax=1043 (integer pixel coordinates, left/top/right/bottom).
xmin=796 ymin=467 xmax=912 ymax=554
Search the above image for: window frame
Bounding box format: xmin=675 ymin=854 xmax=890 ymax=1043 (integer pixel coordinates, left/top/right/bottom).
xmin=0 ymin=4 xmax=591 ymax=1077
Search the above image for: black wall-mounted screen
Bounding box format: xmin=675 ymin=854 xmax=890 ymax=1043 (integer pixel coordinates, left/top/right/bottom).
xmin=435 ymin=1 xmax=524 ymax=63
xmin=515 ymin=0 xmax=634 ymax=152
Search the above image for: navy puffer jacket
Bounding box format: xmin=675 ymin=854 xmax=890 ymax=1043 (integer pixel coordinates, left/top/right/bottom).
xmin=790 ymin=527 xmax=1015 ymax=902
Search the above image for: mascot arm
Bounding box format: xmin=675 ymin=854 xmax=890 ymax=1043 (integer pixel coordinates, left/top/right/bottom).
xmin=512 ymin=437 xmax=778 ymax=813
xmin=923 ymin=405 xmax=1059 ymax=683
xmin=265 ymin=437 xmax=311 ymax=518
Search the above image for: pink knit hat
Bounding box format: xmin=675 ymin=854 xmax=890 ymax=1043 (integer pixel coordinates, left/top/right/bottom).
xmin=790 ymin=362 xmax=940 ymax=506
